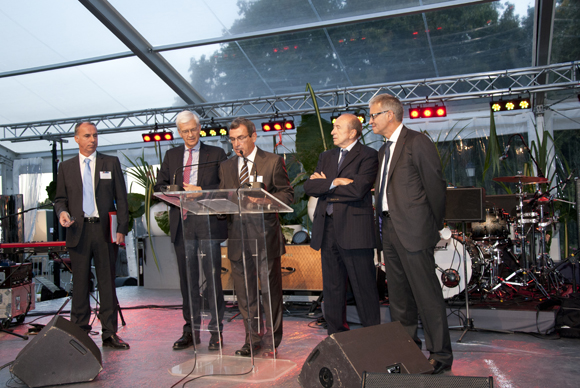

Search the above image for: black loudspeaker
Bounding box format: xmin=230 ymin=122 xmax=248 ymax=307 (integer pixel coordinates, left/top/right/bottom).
xmin=445 ymin=187 xmax=485 ymax=222
xmin=362 ymin=372 xmax=494 ymax=387
xmin=11 ymin=316 xmax=102 ymax=387
xmin=298 ymin=322 xmax=433 ymax=388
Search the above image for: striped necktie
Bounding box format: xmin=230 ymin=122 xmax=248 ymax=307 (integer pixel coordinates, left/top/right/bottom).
xmin=240 ymin=159 xmax=249 ymax=186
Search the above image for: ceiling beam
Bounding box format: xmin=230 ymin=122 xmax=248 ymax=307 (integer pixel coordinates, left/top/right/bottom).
xmin=78 ymin=0 xmax=205 ymax=105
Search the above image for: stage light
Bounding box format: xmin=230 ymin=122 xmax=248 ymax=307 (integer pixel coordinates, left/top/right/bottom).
xmin=262 ymin=118 xmax=294 ymax=132
xmin=142 ymin=130 xmax=173 ymax=142
xmin=330 ymin=115 xmax=339 ymax=124
xmin=201 ymin=122 xmax=228 ymax=137
xmin=200 ymin=129 xmax=207 ymax=137
xmin=422 ymin=107 xmax=434 ymax=118
xmin=409 ymin=107 xmax=421 ymax=119
xmin=356 ymin=113 xmax=366 ymax=124
xmin=435 ymin=105 xmax=447 ymax=117
xmin=489 ymin=98 xmax=531 ymax=112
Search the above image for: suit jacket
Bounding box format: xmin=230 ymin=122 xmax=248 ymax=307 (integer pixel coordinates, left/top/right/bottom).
xmin=374 ymin=126 xmax=446 ymax=252
xmin=219 ymin=148 xmax=294 ymax=260
xmin=154 ymin=143 xmax=227 ymax=243
xmin=54 ymin=152 xmax=129 ymax=248
xmin=304 ymin=141 xmax=378 ymax=251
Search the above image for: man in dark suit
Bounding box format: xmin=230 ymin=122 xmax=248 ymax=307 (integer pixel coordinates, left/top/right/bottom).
xmin=154 ymin=110 xmax=227 ymax=351
xmin=54 ymin=122 xmax=130 ymax=349
xmin=370 ymin=94 xmax=453 ymax=374
xmin=304 ymin=114 xmax=380 ymax=335
xmin=219 ymin=118 xmax=293 ymax=358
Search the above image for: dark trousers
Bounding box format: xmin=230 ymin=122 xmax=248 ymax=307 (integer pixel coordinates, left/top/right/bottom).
xmin=68 ymin=222 xmax=118 ymax=339
xmin=230 ymin=251 xmax=283 ymax=349
xmin=320 ymin=215 xmax=380 ymax=335
xmin=174 ymin=221 xmax=225 ymax=334
xmin=381 ymin=214 xmax=453 ymax=365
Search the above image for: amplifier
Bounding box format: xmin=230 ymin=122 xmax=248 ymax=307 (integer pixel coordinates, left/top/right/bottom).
xmin=0 ymin=263 xmax=33 ymax=288
xmin=0 ymin=283 xmax=35 ymax=320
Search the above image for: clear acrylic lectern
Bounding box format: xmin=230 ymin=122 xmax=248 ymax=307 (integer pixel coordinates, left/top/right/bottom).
xmin=154 ymin=188 xmax=296 ymax=383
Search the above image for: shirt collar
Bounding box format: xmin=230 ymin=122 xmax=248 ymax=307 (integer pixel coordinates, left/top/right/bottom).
xmin=341 ymin=139 xmax=358 ymax=152
xmin=185 ymin=141 xmax=201 ymax=153
xmin=387 ymin=123 xmax=404 ymax=143
xmin=80 ymin=151 xmax=96 ymax=162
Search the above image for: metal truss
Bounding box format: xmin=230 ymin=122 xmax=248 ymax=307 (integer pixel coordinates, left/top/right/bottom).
xmin=1 ymin=61 xmax=578 ymax=143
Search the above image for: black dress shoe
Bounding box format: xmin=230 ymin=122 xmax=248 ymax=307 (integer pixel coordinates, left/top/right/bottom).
xmin=102 ymin=334 xmax=130 ymax=349
xmin=208 ymin=332 xmax=223 ymax=351
xmin=428 ymin=358 xmax=452 ymax=374
xmin=235 ymin=343 xmax=261 ymax=357
xmin=173 ymin=332 xmax=200 ymax=350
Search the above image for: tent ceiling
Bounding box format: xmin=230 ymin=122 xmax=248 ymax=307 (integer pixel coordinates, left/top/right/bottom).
xmin=2 ymin=0 xmax=577 ymax=156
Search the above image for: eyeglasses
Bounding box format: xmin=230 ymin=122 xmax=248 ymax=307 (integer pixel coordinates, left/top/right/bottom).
xmin=369 ymin=110 xmax=391 ymax=120
xmin=180 ymin=129 xmax=199 ymax=136
xmin=228 ymin=135 xmax=249 ymax=143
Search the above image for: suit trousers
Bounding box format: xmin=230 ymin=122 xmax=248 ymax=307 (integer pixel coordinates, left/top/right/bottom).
xmin=173 ymin=221 xmax=225 ymax=334
xmin=230 ymin=251 xmax=283 ymax=349
xmin=68 ymin=222 xmax=118 ymax=339
xmin=381 ymin=214 xmax=453 ymax=365
xmin=320 ymin=215 xmax=380 ymax=335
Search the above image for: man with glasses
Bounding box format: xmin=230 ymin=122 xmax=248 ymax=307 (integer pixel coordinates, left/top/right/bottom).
xmin=370 ymin=94 xmax=453 ymax=374
xmin=219 ymin=118 xmax=293 ymax=358
xmin=303 ymin=113 xmax=380 ymax=335
xmin=154 ymin=110 xmax=227 ymax=351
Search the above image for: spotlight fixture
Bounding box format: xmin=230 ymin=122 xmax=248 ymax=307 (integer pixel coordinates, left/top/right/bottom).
xmin=262 ymin=118 xmax=295 ymax=132
xmin=355 ymin=111 xmax=366 ymax=124
xmin=142 ymin=129 xmax=173 ymax=142
xmin=200 ymin=121 xmax=228 ymax=138
xmin=409 ymin=105 xmax=447 ymax=119
xmin=330 ymin=114 xmax=340 ymax=124
xmin=490 ymin=97 xmax=531 ymax=112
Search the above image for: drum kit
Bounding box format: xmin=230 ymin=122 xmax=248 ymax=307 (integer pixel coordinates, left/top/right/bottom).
xmin=435 ymin=175 xmax=569 ymax=301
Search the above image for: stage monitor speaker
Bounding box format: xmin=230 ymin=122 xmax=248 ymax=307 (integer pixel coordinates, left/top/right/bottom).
xmin=362 ymin=372 xmax=494 ymax=387
xmin=11 ymin=316 xmax=102 ymax=387
xmin=445 ymin=187 xmax=485 ymax=222
xmin=298 ymin=321 xmax=433 ymax=388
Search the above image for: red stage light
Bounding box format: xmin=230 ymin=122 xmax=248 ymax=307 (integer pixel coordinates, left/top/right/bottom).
xmin=284 ymin=120 xmax=295 ymax=130
xmin=262 ymin=123 xmax=272 ymax=131
xmin=435 ymin=106 xmax=447 ymax=117
xmin=273 ymin=123 xmax=283 ymax=131
xmin=142 ymin=134 xmax=152 ymax=142
xmin=409 ymin=108 xmax=421 ymax=119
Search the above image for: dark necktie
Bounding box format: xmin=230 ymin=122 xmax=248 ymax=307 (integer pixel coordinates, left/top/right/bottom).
xmin=240 ymin=159 xmax=249 ymax=186
xmin=378 ymin=141 xmax=393 ymax=213
xmin=327 ymin=149 xmax=348 ymax=215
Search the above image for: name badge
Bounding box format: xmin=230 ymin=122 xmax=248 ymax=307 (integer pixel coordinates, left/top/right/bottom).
xmin=100 ymin=171 xmax=112 ymax=179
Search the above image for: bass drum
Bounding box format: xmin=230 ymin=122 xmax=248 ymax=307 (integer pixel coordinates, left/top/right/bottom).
xmin=434 ymin=237 xmax=484 ymax=299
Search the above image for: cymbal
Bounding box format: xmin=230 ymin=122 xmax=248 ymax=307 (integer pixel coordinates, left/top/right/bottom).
xmin=493 ymin=175 xmax=549 ymax=184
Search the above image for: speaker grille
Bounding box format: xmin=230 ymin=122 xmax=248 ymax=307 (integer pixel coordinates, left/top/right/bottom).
xmin=362 ymin=372 xmax=493 ymax=388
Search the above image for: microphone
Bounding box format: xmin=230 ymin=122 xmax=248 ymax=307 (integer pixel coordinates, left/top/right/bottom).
xmin=499 ymin=144 xmax=510 ymax=161
xmin=163 ymin=151 xmax=231 ymax=192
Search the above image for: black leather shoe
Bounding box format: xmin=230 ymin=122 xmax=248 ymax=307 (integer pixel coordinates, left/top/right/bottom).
xmin=102 ymin=334 xmax=130 ymax=349
xmin=235 ymin=342 xmax=261 ymax=357
xmin=173 ymin=332 xmax=200 ymax=350
xmin=428 ymin=358 xmax=452 ymax=374
xmin=208 ymin=332 xmax=223 ymax=351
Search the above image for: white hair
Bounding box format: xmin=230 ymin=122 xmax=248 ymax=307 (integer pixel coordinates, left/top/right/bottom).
xmin=175 ymin=110 xmax=200 ymax=129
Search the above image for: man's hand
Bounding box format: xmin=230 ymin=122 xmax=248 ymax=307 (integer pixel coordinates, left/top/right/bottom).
xmin=59 ymin=212 xmax=75 ymax=228
xmin=183 ymin=184 xmax=202 ymax=191
xmin=332 ymin=178 xmax=353 ymax=186
xmin=116 ymin=233 xmax=125 ymax=246
xmin=310 ymin=171 xmax=327 ymax=180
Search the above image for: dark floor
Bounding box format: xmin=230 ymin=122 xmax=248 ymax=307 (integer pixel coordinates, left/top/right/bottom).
xmin=1 ymin=287 xmax=579 ymax=388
